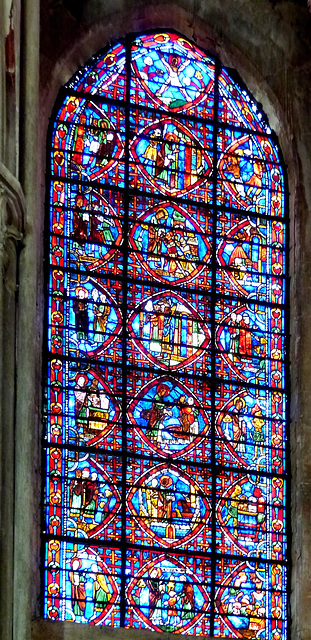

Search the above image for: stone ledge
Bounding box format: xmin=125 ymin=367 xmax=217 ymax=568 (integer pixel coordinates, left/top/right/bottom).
xmin=31 ymin=619 xmax=224 ymax=640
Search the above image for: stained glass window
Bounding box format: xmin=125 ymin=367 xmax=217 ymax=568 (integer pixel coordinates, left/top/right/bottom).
xmin=43 ymin=31 xmax=288 ymax=638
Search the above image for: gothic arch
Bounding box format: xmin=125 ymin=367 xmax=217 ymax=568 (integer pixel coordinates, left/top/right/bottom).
xmin=40 ymin=20 xmax=293 ymax=640
xmin=7 ymin=3 xmax=310 ymax=640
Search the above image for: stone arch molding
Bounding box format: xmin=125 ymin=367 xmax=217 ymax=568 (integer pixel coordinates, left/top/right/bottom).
xmin=38 ymin=18 xmax=300 ymax=637
xmin=15 ymin=3 xmax=309 ymax=640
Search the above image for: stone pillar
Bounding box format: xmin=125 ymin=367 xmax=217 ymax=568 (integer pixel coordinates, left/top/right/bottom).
xmin=13 ymin=0 xmax=40 ymax=637
xmin=0 ymin=164 xmax=24 ymax=640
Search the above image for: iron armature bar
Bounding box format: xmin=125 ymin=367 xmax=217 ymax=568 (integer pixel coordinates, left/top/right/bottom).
xmin=119 ymin=34 xmax=133 ymax=629
xmin=45 ymin=346 xmax=289 ymax=395
xmin=42 ymin=533 xmax=289 ymax=570
xmin=209 ymin=56 xmax=221 ymax=636
xmin=48 ymin=254 xmax=289 ymax=301
xmin=56 ymin=82 xmax=278 ymax=143
xmin=49 ymin=171 xmax=287 ymax=225
xmin=44 ymin=438 xmax=288 ymax=483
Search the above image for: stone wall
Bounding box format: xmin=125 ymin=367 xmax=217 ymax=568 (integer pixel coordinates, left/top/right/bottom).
xmin=1 ymin=1 xmax=311 ymax=638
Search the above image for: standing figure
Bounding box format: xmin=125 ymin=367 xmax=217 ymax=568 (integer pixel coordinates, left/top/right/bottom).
xmin=157 ymin=475 xmax=174 ymax=520
xmin=69 ymin=557 xmax=86 ymax=618
xmin=162 ymin=299 xmax=177 ymax=357
xmin=180 ymin=576 xmax=195 ymax=621
xmin=143 ymin=384 xmax=171 ymax=441
xmin=148 ymin=207 xmax=168 ymax=266
xmin=246 ymin=158 xmax=265 ymax=205
xmin=92 ymin=290 xmax=110 ymax=343
xmin=163 ymin=228 xmax=178 ymax=275
xmin=146 ymin=568 xmax=161 ymax=620
xmin=73 ymin=287 xmax=89 ymax=340
xmin=71 ymin=195 xmax=88 ymax=245
xmin=253 ymin=486 xmax=266 ymax=542
xmin=91 ymin=564 xmax=111 ymax=614
xmin=145 ymin=478 xmax=160 ymax=520
xmin=143 ymin=128 xmax=161 ymax=176
xmin=70 ymin=469 xmax=83 ymax=517
xmin=187 ymin=396 xmax=200 ymax=440
xmin=89 ymin=206 xmax=104 ymax=244
xmin=97 ymin=124 xmax=116 ymax=167
xmin=176 ymin=395 xmax=198 ymax=440
xmin=86 ymin=378 xmax=110 ymax=434
xmin=87 ymin=128 xmax=101 ymax=170
xmin=223 ymin=484 xmax=243 ymax=537
xmin=228 ymin=312 xmax=239 ymax=359
xmin=231 ymin=397 xmax=246 ymax=451
xmin=251 ymin=404 xmax=265 ymax=461
xmin=155 ymin=134 xmax=175 ymax=185
xmin=82 ymin=471 xmax=100 ymax=523
xmin=238 ymin=313 xmax=253 ymax=358
xmin=149 ymin=301 xmax=165 ymax=355
xmin=156 ymin=53 xmax=191 ymax=103
xmin=74 ymin=374 xmax=88 ymax=425
xmin=72 ymin=115 xmax=87 ymax=166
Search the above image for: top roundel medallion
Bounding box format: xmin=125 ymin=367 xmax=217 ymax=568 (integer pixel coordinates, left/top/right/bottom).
xmin=131 ymin=32 xmax=214 ymax=112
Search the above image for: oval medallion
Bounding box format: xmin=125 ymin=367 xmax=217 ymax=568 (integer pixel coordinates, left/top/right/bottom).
xmin=128 ymin=376 xmax=210 ymax=458
xmin=127 ymin=463 xmax=211 ymax=548
xmin=130 ymin=118 xmax=212 ymax=197
xmin=128 ymin=290 xmax=210 ymax=370
xmin=129 ymin=201 xmax=210 ymax=285
xmin=127 ymin=554 xmax=210 ymax=633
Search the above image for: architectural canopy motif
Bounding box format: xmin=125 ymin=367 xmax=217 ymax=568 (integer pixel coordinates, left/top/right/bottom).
xmin=44 ymin=31 xmax=288 ymax=638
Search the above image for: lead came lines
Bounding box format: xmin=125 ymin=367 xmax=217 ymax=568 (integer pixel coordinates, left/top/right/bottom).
xmin=44 ymin=30 xmax=288 ymax=638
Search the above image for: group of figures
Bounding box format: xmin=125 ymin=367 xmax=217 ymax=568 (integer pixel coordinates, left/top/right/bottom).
xmin=129 ymin=291 xmax=209 ymax=370
xmin=45 ymin=30 xmax=287 ymax=639
xmin=68 ymin=462 xmax=119 ymax=535
xmin=67 ymin=107 xmax=122 ymax=182
xmin=218 ymin=394 xmax=265 ymax=464
xmin=69 ymin=281 xmax=121 ymax=356
xmin=128 ymin=558 xmax=208 ymax=633
xmin=130 ymin=202 xmax=210 ymax=284
xmin=132 ymin=119 xmax=210 ymax=197
xmin=72 ymin=371 xmax=119 ymax=444
xmin=129 ymin=377 xmax=209 ymax=457
xmin=128 ymin=464 xmax=210 ymax=548
xmin=71 ymin=193 xmax=121 ymax=251
xmin=216 ymin=564 xmax=267 ymax=639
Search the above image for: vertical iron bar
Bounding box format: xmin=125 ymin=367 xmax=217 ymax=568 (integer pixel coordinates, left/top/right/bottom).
xmin=119 ymin=34 xmax=132 ymax=629
xmin=209 ymin=57 xmax=220 ymax=636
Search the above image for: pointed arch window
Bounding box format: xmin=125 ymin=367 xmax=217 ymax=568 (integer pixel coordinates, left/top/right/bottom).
xmin=43 ymin=31 xmax=288 ymax=638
